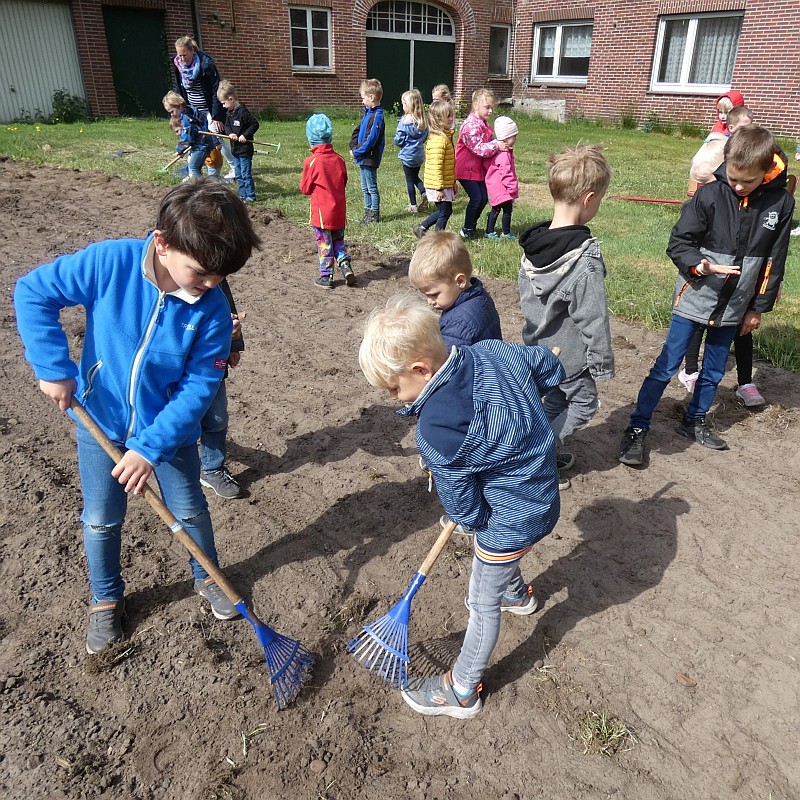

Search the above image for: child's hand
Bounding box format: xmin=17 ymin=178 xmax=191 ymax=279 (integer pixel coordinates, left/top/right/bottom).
xmin=436 ymin=191 xmax=444 ymax=201
xmin=739 ymin=310 xmax=762 ymax=335
xmin=231 ymin=313 xmax=242 ymax=339
xmin=229 ymin=133 xmax=237 ymax=141
xmin=228 ymin=351 xmax=241 ymax=368
xmin=211 ymin=120 xmax=225 ymax=134
xmin=39 ymin=378 xmax=76 ymax=412
xmin=698 ymin=258 xmax=740 ymax=276
xmin=496 ymin=140 xmax=509 ymax=151
xmin=111 ymin=450 xmax=153 ymax=495
xmin=238 ymin=135 xmax=247 ymax=143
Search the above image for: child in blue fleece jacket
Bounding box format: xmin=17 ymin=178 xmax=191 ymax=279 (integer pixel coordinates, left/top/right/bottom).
xmin=359 ymin=293 xmax=564 ymax=719
xmin=14 ymin=179 xmax=260 ymax=655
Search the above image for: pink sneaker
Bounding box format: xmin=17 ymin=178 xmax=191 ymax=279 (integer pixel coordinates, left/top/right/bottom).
xmin=735 ymin=383 xmax=765 ymax=407
xmin=678 ymin=369 xmax=699 ymax=394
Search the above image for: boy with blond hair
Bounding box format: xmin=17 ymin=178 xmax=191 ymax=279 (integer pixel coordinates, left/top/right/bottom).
xmin=359 ymin=293 xmax=564 ymax=718
xmin=409 ymin=231 xmax=501 ymax=348
xmin=620 ymin=126 xmax=793 ymax=466
xmin=217 ymin=79 xmax=259 ymax=203
xmin=518 ymin=144 xmax=614 ymax=487
xmin=350 ymin=78 xmax=386 ymax=223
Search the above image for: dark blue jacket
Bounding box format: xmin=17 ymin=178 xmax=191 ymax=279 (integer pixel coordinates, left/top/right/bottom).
xmin=439 ymin=277 xmax=502 ymax=347
xmin=350 ymin=106 xmax=385 ymax=168
xmin=172 ymin=51 xmax=225 ymax=123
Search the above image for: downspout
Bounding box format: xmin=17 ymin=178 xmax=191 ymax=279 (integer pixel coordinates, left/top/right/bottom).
xmin=191 ymin=0 xmax=203 ymax=48
xmin=229 ymin=0 xmax=237 ymax=32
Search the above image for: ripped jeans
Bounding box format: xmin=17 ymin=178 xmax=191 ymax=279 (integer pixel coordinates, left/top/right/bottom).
xmin=76 ymin=422 xmax=219 ymax=600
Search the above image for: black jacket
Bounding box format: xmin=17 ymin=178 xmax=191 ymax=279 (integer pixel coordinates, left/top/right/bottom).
xmin=667 ymin=150 xmax=794 ymax=326
xmin=172 ymin=51 xmax=225 ymax=123
xmin=223 ymin=105 xmax=260 ymax=158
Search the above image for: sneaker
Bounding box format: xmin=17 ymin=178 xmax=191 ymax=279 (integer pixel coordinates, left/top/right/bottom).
xmin=500 ymin=232 xmax=518 ymax=240
xmin=341 ymin=263 xmax=356 ymax=287
xmin=194 ymin=578 xmax=240 ymax=620
xmin=676 ymin=417 xmax=728 ymax=450
xmin=790 ymin=224 xmax=800 ymax=237
xmin=558 ymin=475 xmax=571 ymax=491
xmin=619 ymin=426 xmax=646 ymax=466
xmin=678 ymin=369 xmax=699 ymax=394
xmin=407 ymin=204 xmax=418 ymax=213
xmin=401 ymin=670 xmax=482 ymax=719
xmin=417 ymin=197 xmax=428 ymax=211
xmin=463 ymin=583 xmax=538 ymax=615
xmin=459 ymin=228 xmax=477 ymax=241
xmin=735 ymin=383 xmax=765 ymax=407
xmin=439 ymin=513 xmax=474 ymax=538
xmin=224 ymin=168 xmax=236 ymax=180
xmin=86 ymin=599 xmax=125 ymax=654
xmin=484 ymin=231 xmax=500 ymax=240
xmin=315 ymin=274 xmax=333 ymax=289
xmin=200 ymin=469 xmax=241 ymax=499
xmin=412 ymin=223 xmax=427 ymax=239
xmin=557 ymin=450 xmax=575 ymax=471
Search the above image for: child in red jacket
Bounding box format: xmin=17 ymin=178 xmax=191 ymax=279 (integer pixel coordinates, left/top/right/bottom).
xmin=300 ymin=114 xmax=356 ymax=289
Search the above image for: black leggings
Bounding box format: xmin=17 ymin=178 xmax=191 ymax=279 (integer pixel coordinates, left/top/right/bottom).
xmin=402 ymin=164 xmax=425 ymax=205
xmin=486 ymin=200 xmax=514 ymax=235
xmin=421 ymin=200 xmax=453 ymax=231
xmin=685 ymin=329 xmax=753 ymax=385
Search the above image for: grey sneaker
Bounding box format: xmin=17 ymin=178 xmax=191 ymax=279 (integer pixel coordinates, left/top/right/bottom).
xmin=86 ymin=598 xmax=125 ymax=654
xmin=194 ymin=578 xmax=240 ymax=620
xmin=464 ymin=584 xmax=538 ymax=615
xmin=200 ymin=469 xmax=241 ymax=499
xmin=557 ymin=450 xmax=575 ymax=471
xmin=314 ymin=274 xmax=333 ymax=289
xmin=340 ymin=262 xmax=356 ymax=286
xmin=676 ymin=417 xmax=728 ymax=450
xmin=439 ymin=514 xmax=475 ymax=537
xmin=412 ymin=223 xmax=427 ymax=239
xmin=401 ymin=670 xmax=482 ymax=719
xmin=619 ymin=427 xmax=646 ymax=466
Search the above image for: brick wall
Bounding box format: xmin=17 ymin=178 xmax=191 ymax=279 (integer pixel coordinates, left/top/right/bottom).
xmin=511 ymin=0 xmax=800 ymax=137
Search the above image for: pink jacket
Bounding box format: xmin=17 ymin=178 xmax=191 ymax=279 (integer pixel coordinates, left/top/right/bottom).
xmin=485 ymin=150 xmax=518 ymax=206
xmin=455 ymin=112 xmax=500 ymax=181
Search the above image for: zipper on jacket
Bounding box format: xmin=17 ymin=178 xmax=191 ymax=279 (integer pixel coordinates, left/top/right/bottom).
xmin=126 ymin=292 xmax=165 ymax=440
xmin=81 ymin=359 xmax=103 ymax=402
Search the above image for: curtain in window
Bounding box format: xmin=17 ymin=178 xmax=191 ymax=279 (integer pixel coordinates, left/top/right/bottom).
xmin=658 ymin=18 xmax=688 ymax=83
xmin=562 ymin=25 xmax=591 ymax=58
xmin=690 ymin=16 xmax=741 ymax=84
xmin=537 ymin=26 xmax=556 ymax=75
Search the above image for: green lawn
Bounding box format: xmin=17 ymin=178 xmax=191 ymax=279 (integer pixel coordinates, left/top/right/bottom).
xmin=2 ymin=113 xmax=799 ymax=370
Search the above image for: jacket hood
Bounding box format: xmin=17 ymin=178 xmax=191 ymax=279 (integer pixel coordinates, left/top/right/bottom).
xmin=713 ymin=146 xmax=789 ymax=194
xmin=518 ymin=222 xmax=596 ymax=297
xmin=716 ymin=90 xmax=745 ymax=111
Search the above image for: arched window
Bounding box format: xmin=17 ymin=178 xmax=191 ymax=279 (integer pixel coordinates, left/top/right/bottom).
xmin=367 ymin=1 xmax=454 ymax=41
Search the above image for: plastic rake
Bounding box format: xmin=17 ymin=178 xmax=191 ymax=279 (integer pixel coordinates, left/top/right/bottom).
xmin=347 ymin=519 xmax=457 ymax=688
xmin=70 ymin=399 xmax=314 ymax=709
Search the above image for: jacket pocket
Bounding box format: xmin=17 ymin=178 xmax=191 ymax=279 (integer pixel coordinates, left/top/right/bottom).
xmin=82 ymin=359 xmax=103 ymax=401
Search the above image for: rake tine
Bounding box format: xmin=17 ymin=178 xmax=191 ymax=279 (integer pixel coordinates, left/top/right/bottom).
xmin=69 ymin=400 xmax=315 ymax=710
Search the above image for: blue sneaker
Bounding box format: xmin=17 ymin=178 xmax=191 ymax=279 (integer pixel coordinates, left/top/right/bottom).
xmin=484 ymin=231 xmax=500 ymax=240
xmin=501 ymin=232 xmax=518 ymax=240
xmin=401 ymin=671 xmax=483 ymax=719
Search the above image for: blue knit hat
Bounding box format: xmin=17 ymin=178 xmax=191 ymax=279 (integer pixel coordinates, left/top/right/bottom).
xmin=306 ymin=114 xmax=333 ymax=145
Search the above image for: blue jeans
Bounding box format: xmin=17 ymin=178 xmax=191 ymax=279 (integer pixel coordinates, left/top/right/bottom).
xmin=77 ymin=423 xmax=219 ymax=601
xmin=544 ymin=369 xmax=599 ymax=445
xmin=630 ymin=315 xmax=739 ymax=431
xmin=232 ymin=155 xmax=256 ymax=201
xmin=453 ymin=555 xmax=528 ymax=690
xmin=200 ymin=380 xmax=228 ymax=473
xmin=188 ymin=146 xmax=211 ymax=177
xmin=359 ymin=165 xmax=380 ymax=211
xmin=459 ymin=179 xmax=488 ymax=233
xmin=421 ymin=201 xmax=452 ymax=231
xmin=402 ymin=164 xmax=425 ymax=205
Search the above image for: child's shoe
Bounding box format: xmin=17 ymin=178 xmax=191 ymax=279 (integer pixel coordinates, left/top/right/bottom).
xmin=358 ymin=210 xmax=371 ymax=225
xmin=439 ymin=514 xmax=474 ymax=537
xmin=407 ymin=204 xmax=418 ymax=213
xmin=194 ymin=578 xmax=241 ymax=620
xmin=417 ymin=196 xmax=428 ymax=211
xmin=412 ymin=223 xmax=427 ymax=239
xmin=558 ymin=475 xmax=571 ymax=491
xmin=86 ymin=598 xmax=125 ymax=654
xmin=341 ymin=263 xmax=356 ymax=287
xmin=675 ymin=417 xmax=727 ymax=450
xmin=557 ymin=450 xmax=575 ymax=471
xmin=500 ymin=232 xmax=517 ymax=240
xmin=370 ymin=209 xmax=381 ymax=223
xmin=459 ymin=228 xmax=477 ymax=241
xmin=735 ymin=383 xmax=765 ymax=407
xmin=315 ymin=274 xmax=333 ymax=289
xmin=401 ymin=671 xmax=483 ymax=719
xmin=500 ymin=584 xmax=538 ymax=615
xmin=619 ymin=426 xmax=647 ymax=465
xmin=484 ymin=231 xmax=500 ymax=240
xmin=790 ymin=224 xmax=800 ymax=237
xmin=200 ymin=468 xmax=241 ymax=499
xmin=678 ymin=369 xmax=699 ymax=394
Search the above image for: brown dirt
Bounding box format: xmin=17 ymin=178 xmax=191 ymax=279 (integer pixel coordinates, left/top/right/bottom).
xmin=1 ymin=159 xmax=799 ymax=800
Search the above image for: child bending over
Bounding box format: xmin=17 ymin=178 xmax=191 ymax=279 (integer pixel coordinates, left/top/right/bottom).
xmin=359 ymin=294 xmax=564 ymax=718
xmin=162 ymin=91 xmax=216 ymax=179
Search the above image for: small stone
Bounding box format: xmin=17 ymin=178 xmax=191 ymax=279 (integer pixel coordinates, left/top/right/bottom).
xmin=309 ymin=759 xmax=327 ymax=774
xmin=676 ymin=672 xmax=697 ymax=688
xmin=533 ymin=659 xmax=544 ymax=670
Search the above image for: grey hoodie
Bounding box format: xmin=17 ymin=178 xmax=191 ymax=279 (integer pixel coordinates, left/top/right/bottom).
xmin=518 ymin=222 xmax=614 ymax=382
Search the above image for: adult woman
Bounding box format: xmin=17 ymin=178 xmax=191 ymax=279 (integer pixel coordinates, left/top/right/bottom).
xmin=172 ymin=36 xmax=234 ymax=178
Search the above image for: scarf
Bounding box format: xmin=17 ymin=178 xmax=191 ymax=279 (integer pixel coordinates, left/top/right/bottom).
xmin=174 ymin=52 xmax=201 ymax=90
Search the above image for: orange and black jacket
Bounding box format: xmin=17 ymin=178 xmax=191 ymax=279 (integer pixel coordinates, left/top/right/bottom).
xmin=667 ymin=149 xmax=794 ymax=327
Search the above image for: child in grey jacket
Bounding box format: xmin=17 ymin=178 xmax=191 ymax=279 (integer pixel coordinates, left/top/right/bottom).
xmin=518 ymin=144 xmax=614 ymax=487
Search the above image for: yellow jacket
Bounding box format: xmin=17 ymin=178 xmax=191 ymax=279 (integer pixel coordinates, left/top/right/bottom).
xmin=423 ymin=131 xmax=455 ymax=190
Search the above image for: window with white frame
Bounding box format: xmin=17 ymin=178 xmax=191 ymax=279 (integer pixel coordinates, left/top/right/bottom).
xmin=366 ymin=2 xmax=453 ymax=38
xmin=532 ymin=21 xmax=592 ymax=83
xmin=651 ymin=13 xmax=742 ymax=93
xmin=489 ymin=25 xmax=511 ymax=77
xmin=289 ymin=7 xmax=332 ymax=70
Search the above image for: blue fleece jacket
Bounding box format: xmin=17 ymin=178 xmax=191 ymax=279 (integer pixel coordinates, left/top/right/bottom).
xmin=399 ymin=341 xmax=564 ymax=562
xmin=15 ymin=236 xmax=232 ymax=465
xmin=439 ymin=277 xmax=502 ymax=347
xmin=394 ymin=118 xmax=428 ymax=167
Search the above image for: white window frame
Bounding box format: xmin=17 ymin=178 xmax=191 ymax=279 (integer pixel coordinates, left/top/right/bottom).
xmin=288 ymin=6 xmax=333 ymax=72
xmin=365 ymin=1 xmax=455 ymax=42
xmin=531 ymin=21 xmax=592 ymax=85
xmin=488 ymin=24 xmax=511 ymax=78
xmin=650 ymin=12 xmax=742 ymax=94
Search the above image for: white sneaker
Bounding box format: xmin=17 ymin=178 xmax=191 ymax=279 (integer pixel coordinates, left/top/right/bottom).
xmin=790 ymin=224 xmax=800 ymax=237
xmin=224 ymin=168 xmax=236 ymax=180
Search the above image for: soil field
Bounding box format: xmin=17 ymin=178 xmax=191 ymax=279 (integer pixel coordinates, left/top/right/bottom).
xmin=1 ymin=159 xmax=799 ymax=800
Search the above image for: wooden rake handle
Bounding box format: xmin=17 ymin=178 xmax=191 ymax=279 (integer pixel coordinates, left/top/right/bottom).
xmin=196 ymin=129 xmax=280 ymax=149
xmin=160 ymin=151 xmax=186 ymax=172
xmin=69 ymin=399 xmax=249 ymax=612
xmin=419 ymin=520 xmax=457 ymax=577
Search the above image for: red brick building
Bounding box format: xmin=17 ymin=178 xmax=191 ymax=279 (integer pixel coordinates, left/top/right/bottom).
xmin=6 ymin=0 xmax=799 ymax=135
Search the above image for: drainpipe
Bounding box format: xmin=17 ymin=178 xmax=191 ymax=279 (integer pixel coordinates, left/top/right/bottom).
xmin=191 ymin=0 xmax=203 ymax=48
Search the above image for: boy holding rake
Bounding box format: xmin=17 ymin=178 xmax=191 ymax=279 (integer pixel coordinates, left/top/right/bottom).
xmin=359 ymin=294 xmax=564 ymax=718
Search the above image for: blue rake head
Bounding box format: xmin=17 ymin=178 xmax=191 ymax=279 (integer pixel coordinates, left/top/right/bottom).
xmin=347 ymin=571 xmax=427 ymax=688
xmin=236 ymin=601 xmax=315 ymax=710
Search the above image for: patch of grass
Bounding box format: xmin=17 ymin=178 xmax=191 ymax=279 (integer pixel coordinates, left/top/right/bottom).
xmin=2 ymin=115 xmax=799 ymax=370
xmin=576 ymin=709 xmax=637 ymax=757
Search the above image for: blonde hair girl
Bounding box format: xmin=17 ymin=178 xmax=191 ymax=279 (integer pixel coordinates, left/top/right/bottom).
xmin=395 ymin=89 xmax=430 ymax=212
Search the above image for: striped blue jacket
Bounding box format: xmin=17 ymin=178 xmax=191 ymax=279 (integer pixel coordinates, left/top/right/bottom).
xmin=399 ymin=341 xmax=564 ymax=563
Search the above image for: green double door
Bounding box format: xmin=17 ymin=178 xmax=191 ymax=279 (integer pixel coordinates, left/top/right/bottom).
xmin=103 ymin=6 xmax=171 ymax=116
xmin=366 ymin=37 xmax=455 ymax=110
